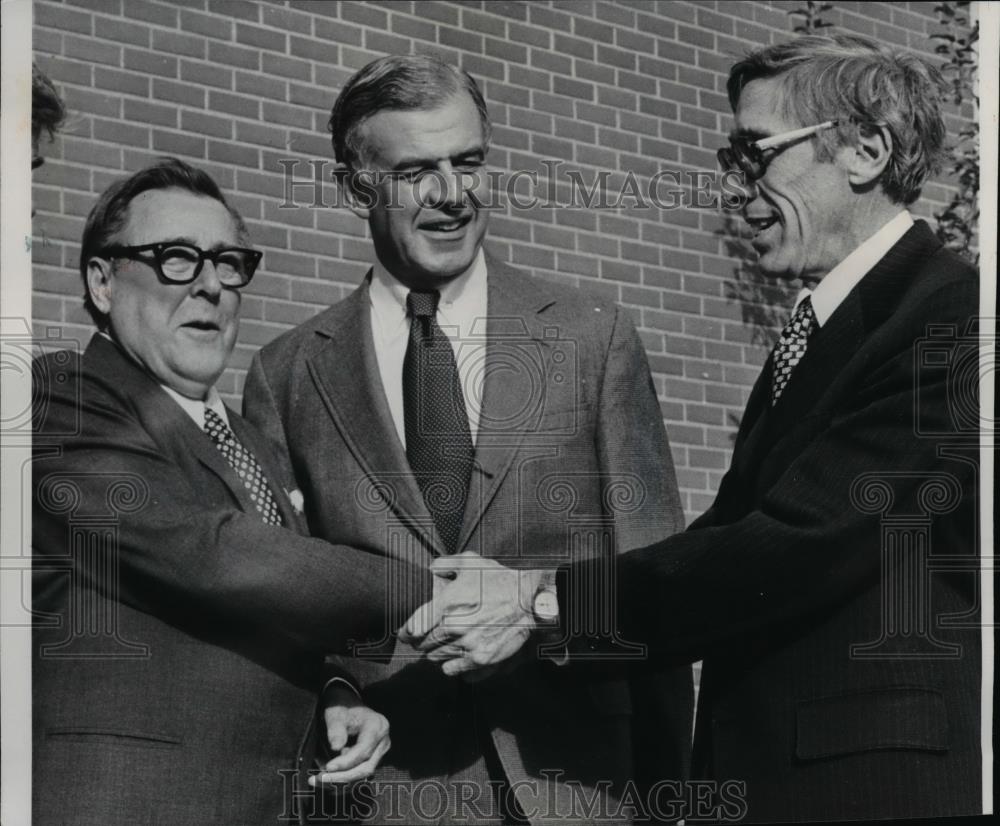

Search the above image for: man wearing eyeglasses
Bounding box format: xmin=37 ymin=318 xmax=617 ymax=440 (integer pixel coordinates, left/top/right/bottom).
xmin=31 ymin=158 xmax=435 ymax=825
xmin=413 ymin=34 xmax=982 ymax=822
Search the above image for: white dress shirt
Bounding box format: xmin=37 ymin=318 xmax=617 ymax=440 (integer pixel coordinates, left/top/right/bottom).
xmin=368 ymin=248 xmax=488 ymax=448
xmin=792 ymin=210 xmax=914 ymax=323
xmin=161 ymin=383 xmax=230 ymax=428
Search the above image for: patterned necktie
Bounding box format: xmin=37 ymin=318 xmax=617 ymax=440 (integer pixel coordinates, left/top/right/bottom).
xmin=402 ymin=290 xmax=474 ymax=554
xmin=204 ymin=407 xmax=283 ymax=526
xmin=771 ymin=295 xmax=817 ymax=405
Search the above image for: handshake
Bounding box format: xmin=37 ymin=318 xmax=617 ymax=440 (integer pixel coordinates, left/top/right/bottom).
xmin=398 ymin=552 xmax=562 ymax=679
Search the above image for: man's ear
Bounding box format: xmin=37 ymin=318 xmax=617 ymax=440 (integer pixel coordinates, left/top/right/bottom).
xmin=86 ymin=257 xmax=114 ymax=316
xmin=336 ymin=165 xmax=372 ymax=221
xmin=844 ymin=123 xmax=893 ymax=188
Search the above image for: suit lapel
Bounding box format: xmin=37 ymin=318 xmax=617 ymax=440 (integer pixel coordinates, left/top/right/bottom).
xmin=85 ymin=336 xmax=266 ymax=519
xmin=228 ymin=410 xmax=305 ymax=532
xmin=730 ymin=361 xmax=774 ymax=475
xmin=303 ymin=277 xmax=441 ymax=553
xmin=457 ymin=261 xmax=554 ymax=551
xmin=746 ymin=221 xmax=942 ymax=456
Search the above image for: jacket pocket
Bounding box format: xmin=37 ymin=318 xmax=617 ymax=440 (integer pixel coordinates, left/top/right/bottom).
xmin=795 ymin=686 xmax=948 ymax=760
xmin=46 ymin=726 xmax=182 ymax=748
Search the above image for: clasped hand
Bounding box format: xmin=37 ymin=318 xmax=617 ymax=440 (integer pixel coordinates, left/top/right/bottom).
xmin=399 ymin=552 xmax=544 ymax=678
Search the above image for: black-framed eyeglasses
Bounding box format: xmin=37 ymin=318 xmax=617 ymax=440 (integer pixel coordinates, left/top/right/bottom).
xmin=717 ymin=120 xmax=839 ymax=182
xmin=100 ymin=242 xmax=263 ymax=287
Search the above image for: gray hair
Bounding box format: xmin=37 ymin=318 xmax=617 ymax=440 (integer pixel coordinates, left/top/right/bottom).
xmin=727 ymin=33 xmax=947 ymax=205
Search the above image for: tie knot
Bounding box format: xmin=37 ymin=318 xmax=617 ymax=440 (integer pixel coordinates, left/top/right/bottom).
xmin=204 ymin=406 xmax=230 ymax=441
xmin=784 ymin=295 xmax=817 ymax=338
xmin=407 ymin=290 xmax=440 ymax=319
xmin=795 ymin=294 xmax=815 ymax=322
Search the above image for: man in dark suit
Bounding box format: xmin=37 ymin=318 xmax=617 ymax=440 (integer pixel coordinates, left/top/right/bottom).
xmin=32 ymin=158 xmax=433 ymax=825
xmin=416 ymin=34 xmax=983 ymax=822
xmin=243 ymin=55 xmax=692 ymax=823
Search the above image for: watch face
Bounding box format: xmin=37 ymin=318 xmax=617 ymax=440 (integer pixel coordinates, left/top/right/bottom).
xmin=534 ymin=589 xmax=559 ymax=622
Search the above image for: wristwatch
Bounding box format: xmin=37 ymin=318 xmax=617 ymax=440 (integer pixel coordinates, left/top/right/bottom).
xmin=532 ymin=584 xmax=560 ymax=626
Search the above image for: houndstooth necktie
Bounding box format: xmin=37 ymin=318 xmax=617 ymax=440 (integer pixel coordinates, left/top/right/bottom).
xmin=771 ymin=295 xmax=817 ymax=405
xmin=204 ymin=407 xmax=283 ymax=526
xmin=403 ymin=290 xmax=474 ymax=554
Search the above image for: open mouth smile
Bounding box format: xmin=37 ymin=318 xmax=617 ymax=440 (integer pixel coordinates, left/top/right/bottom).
xmin=745 ymin=214 xmax=780 ymax=238
xmin=420 ymin=214 xmax=472 ymax=233
xmin=182 ymin=320 xmax=221 ymax=332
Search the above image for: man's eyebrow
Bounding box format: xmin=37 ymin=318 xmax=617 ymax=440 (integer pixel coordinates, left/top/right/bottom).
xmin=153 ymin=236 xmax=198 ymax=246
xmin=157 ymin=237 xmax=233 ymax=252
xmin=391 ymin=146 xmax=486 ymax=170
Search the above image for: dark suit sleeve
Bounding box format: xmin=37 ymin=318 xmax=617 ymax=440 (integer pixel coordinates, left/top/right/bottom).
xmin=32 ymin=358 xmax=431 ymax=655
xmin=571 ymin=278 xmax=977 ymax=663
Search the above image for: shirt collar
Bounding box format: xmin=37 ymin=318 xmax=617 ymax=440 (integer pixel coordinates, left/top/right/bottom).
xmin=369 ymin=248 xmax=488 ymax=331
xmin=806 ymin=210 xmax=913 ymax=326
xmin=160 ymin=384 xmax=228 ymax=428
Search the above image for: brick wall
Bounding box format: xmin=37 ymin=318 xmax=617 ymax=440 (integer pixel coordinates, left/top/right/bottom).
xmin=31 ymin=0 xmax=975 ymax=520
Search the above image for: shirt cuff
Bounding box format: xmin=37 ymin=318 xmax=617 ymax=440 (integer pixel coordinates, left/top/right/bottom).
xmin=320 ymin=676 xmax=361 ymax=705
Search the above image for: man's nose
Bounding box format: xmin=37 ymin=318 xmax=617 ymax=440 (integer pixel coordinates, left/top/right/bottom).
xmin=191 ymin=257 xmax=223 ymax=297
xmin=422 ymin=161 xmax=467 ymax=209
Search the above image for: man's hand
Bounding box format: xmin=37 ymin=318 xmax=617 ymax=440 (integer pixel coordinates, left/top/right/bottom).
xmin=309 ymin=687 xmax=390 ymax=788
xmin=399 ymin=552 xmax=543 ymax=677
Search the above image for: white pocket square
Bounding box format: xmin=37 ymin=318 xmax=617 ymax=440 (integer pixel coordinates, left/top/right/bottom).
xmin=285 ymin=488 xmax=305 ymax=514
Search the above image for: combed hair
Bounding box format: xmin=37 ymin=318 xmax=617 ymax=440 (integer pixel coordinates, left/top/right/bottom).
xmin=78 ymin=157 xmax=248 ymax=327
xmin=727 ymin=33 xmax=946 ymax=205
xmin=32 ymin=63 xmax=67 ymax=144
xmin=328 ymin=54 xmax=492 ymax=168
